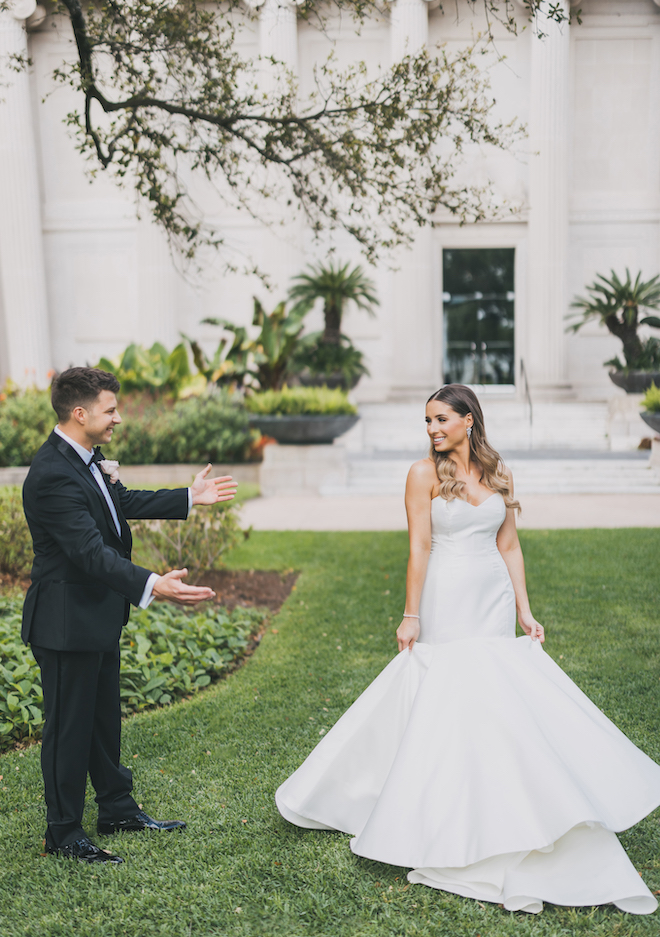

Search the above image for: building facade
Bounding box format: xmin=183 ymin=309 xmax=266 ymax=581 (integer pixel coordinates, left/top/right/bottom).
xmin=1 ymin=0 xmax=659 ymax=449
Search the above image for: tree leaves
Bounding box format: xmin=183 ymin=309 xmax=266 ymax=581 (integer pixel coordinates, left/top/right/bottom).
xmin=52 ymin=0 xmax=527 ymax=266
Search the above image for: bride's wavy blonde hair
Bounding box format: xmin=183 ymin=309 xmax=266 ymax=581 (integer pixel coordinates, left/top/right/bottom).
xmin=427 ymin=385 xmax=520 ymax=511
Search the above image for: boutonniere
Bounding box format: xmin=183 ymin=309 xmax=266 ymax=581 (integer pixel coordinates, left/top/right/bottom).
xmin=99 ymin=460 xmax=120 ymax=484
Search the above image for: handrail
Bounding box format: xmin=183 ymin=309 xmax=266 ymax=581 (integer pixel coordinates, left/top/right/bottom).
xmin=520 ymin=358 xmax=533 ymax=427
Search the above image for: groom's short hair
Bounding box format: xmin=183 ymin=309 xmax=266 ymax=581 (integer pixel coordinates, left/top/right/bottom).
xmin=51 ymin=367 xmax=120 ymax=422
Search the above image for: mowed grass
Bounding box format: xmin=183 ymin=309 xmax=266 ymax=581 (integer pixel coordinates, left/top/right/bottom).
xmin=0 ymin=528 xmax=659 ymax=937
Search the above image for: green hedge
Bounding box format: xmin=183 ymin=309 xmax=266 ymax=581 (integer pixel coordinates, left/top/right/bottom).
xmin=0 ymin=487 xmax=33 ymax=578
xmin=245 ymin=385 xmax=357 ymax=416
xmin=0 ymin=389 xmax=256 ymax=467
xmin=0 ymin=485 xmax=246 ymax=582
xmin=0 ymin=391 xmax=59 ymax=467
xmin=0 ymin=595 xmax=267 ymax=751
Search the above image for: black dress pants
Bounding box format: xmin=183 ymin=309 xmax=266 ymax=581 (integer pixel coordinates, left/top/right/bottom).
xmin=32 ymin=644 xmax=139 ymax=849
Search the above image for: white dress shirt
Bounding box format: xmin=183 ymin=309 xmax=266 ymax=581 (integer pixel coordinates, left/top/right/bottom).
xmin=53 ymin=426 xmax=191 ymax=608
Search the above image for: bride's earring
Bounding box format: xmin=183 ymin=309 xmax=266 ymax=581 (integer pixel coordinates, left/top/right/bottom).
xmin=467 ymin=426 xmax=473 ymax=439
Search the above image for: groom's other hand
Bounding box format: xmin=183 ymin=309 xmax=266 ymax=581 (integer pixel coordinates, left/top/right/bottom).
xmin=191 ymin=465 xmax=238 ymax=505
xmin=153 ymin=569 xmax=216 ymax=605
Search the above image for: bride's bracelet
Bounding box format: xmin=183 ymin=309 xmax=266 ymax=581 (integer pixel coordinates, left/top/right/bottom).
xmin=402 ymin=613 xmax=420 ymax=619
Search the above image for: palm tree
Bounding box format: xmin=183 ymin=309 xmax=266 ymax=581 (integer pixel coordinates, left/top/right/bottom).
xmin=568 ymin=269 xmax=660 ymax=369
xmin=288 ymin=261 xmax=379 ymax=346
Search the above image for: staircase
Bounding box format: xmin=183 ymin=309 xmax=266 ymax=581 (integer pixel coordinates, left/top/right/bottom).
xmin=321 ymin=450 xmax=660 ymax=496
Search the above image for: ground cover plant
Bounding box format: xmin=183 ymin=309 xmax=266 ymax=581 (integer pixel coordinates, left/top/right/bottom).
xmin=0 ymin=528 xmax=659 ymax=937
xmin=0 ymin=596 xmax=267 ymax=752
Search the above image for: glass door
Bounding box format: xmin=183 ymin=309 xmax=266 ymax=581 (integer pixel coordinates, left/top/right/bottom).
xmin=442 ymin=248 xmax=515 ymax=387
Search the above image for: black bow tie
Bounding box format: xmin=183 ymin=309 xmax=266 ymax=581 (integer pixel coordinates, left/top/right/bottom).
xmin=89 ymin=447 xmax=104 ymax=468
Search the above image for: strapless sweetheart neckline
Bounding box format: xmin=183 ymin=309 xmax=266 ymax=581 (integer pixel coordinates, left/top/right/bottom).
xmin=431 ymin=493 xmax=499 ymax=509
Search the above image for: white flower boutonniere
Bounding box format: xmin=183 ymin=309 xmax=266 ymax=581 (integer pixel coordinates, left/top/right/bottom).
xmin=99 ymin=460 xmax=120 ymax=484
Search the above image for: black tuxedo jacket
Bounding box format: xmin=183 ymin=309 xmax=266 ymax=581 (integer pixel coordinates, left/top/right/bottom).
xmin=21 ymin=431 xmax=188 ymax=652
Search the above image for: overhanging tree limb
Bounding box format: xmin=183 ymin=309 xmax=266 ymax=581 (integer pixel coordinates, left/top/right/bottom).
xmin=3 ymin=0 xmax=575 ymax=265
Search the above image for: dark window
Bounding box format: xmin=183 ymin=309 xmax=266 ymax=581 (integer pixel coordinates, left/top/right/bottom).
xmin=442 ymin=248 xmax=515 ymax=386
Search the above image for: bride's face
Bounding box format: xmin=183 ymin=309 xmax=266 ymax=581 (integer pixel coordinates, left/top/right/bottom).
xmin=425 ymin=400 xmax=472 ymax=452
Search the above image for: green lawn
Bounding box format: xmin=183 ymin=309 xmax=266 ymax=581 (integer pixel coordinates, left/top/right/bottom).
xmin=0 ymin=529 xmax=659 ymax=937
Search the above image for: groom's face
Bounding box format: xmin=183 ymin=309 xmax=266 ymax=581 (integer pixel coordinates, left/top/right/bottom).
xmin=82 ymin=390 xmax=122 ymax=446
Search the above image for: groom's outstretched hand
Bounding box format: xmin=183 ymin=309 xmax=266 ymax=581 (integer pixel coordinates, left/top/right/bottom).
xmin=191 ymin=465 xmax=238 ymax=505
xmin=153 ymin=569 xmax=216 ymax=605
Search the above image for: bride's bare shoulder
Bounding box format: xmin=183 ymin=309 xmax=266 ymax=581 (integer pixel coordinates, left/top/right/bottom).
xmin=406 ymin=458 xmax=437 ymax=490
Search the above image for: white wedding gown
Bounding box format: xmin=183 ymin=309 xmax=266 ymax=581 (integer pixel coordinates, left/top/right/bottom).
xmin=276 ymin=494 xmax=660 ymax=914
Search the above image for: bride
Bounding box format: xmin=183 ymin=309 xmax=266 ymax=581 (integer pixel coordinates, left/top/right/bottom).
xmin=276 ymin=384 xmax=660 ymax=914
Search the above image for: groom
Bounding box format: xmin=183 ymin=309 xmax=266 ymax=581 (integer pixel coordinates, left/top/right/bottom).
xmin=22 ymin=367 xmax=237 ymax=864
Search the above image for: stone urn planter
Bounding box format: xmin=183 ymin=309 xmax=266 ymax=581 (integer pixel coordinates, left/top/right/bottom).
xmin=640 ymin=411 xmax=660 ymax=435
xmin=609 ymin=370 xmax=660 ymax=394
xmin=249 ymin=414 xmax=359 ymax=445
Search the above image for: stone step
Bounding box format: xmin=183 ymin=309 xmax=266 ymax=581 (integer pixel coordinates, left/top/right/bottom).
xmin=321 ymin=455 xmax=660 ymax=496
xmin=349 ymin=401 xmax=614 ymax=453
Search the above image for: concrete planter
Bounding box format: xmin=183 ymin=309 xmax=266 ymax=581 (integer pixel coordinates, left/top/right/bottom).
xmin=641 ymin=411 xmax=660 ymax=435
xmin=249 ymin=414 xmax=359 ymax=445
xmin=609 ymin=370 xmax=660 ymax=394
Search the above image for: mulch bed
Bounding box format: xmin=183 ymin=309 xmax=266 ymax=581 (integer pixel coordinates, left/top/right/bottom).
xmin=0 ymin=570 xmax=299 ymax=615
xmin=196 ymin=569 xmax=298 ymax=612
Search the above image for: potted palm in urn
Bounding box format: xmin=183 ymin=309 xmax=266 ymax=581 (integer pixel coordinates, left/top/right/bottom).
xmin=287 ymin=261 xmax=378 ymax=390
xmin=568 ymin=269 xmax=660 ymax=393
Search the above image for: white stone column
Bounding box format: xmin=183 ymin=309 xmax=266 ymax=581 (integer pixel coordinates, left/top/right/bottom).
xmin=243 ymin=0 xmax=303 ymax=292
xmin=390 ymin=0 xmax=430 ymax=60
xmin=525 ymin=1 xmax=571 ymax=396
xmin=388 ymin=0 xmax=437 ymax=398
xmin=259 ymin=0 xmax=298 ymax=70
xmin=0 ymin=1 xmax=52 ymax=387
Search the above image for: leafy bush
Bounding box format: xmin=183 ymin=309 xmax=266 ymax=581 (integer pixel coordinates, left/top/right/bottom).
xmin=0 ymin=390 xmax=55 ymax=467
xmin=201 ymin=298 xmax=307 ymax=391
xmin=132 ymin=503 xmax=247 ymax=583
xmin=0 ymin=386 xmax=256 ymax=467
xmin=0 ymin=487 xmax=32 ymax=578
xmin=96 ymin=342 xmax=206 ymax=399
xmin=0 ymin=595 xmax=267 ymax=750
xmin=244 ymin=386 xmax=357 ymax=416
xmin=291 ymin=332 xmax=369 ymax=389
xmin=111 ymin=391 xmax=256 ymax=464
xmin=642 ymin=382 xmax=660 ymax=413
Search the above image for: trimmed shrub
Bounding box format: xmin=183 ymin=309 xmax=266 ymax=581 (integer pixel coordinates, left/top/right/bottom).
xmin=111 ymin=392 xmax=256 ymax=465
xmin=131 ymin=503 xmax=247 ymax=584
xmin=0 ymin=391 xmax=55 ymax=467
xmin=0 ymin=487 xmax=32 ymax=578
xmin=0 ymin=595 xmax=267 ymax=750
xmin=0 ymin=388 xmax=256 ymax=467
xmin=244 ymin=385 xmax=357 ymax=416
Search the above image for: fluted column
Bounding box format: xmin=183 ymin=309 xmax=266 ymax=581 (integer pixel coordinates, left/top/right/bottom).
xmin=259 ymin=0 xmax=298 ymax=69
xmin=390 ymin=0 xmax=430 ymax=60
xmin=526 ymin=1 xmax=571 ymax=395
xmin=243 ymin=0 xmax=303 ymax=292
xmin=0 ymin=1 xmax=52 ymax=387
xmin=388 ymin=0 xmax=437 ymax=397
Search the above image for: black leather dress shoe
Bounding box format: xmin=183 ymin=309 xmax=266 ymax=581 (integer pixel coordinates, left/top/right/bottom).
xmin=46 ymin=836 xmax=124 ymax=864
xmin=97 ymin=810 xmax=187 ymax=835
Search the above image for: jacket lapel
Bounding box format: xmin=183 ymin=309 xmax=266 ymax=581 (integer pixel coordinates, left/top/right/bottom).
xmin=48 ymin=433 xmax=126 ymax=547
xmin=94 ymin=448 xmax=132 ymax=548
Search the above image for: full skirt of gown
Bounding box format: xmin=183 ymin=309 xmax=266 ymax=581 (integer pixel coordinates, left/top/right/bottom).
xmin=276 ymin=494 xmax=660 ymax=914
